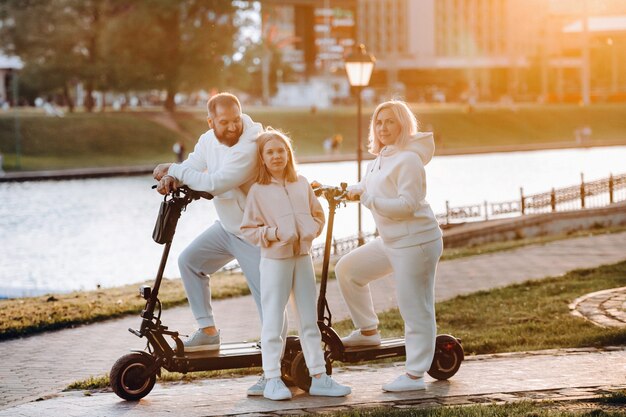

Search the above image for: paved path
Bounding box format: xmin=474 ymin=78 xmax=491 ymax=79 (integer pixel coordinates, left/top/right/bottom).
xmin=1 ymin=232 xmax=625 ymax=412
xmin=570 ymin=286 xmax=626 ymax=328
xmin=1 ymin=347 xmax=625 ymax=416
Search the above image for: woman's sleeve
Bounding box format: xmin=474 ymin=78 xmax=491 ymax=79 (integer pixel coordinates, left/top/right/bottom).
xmin=370 ymin=157 xmax=424 ymax=219
xmin=240 ymin=188 xmax=279 ymax=247
xmin=308 ymin=183 xmax=326 ymax=237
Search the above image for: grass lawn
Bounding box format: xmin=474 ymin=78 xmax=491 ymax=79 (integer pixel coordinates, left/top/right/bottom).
xmin=333 ymin=260 xmax=626 ymax=355
xmin=314 ymin=397 xmax=626 ymax=417
xmin=2 ymin=103 xmax=626 ymax=171
xmin=0 ymin=272 xmax=248 ymax=341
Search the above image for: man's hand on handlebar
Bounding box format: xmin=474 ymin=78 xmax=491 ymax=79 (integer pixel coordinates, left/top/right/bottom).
xmin=153 ymin=163 xmax=172 ymax=181
xmin=156 ymin=176 xmax=178 ymax=195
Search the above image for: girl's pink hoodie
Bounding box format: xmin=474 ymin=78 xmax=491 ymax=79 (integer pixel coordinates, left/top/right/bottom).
xmin=240 ymin=175 xmax=325 ymax=259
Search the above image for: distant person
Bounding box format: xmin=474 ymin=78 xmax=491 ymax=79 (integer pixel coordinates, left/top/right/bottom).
xmin=241 ymin=129 xmax=351 ymax=400
xmin=335 ymin=100 xmax=443 ymax=392
xmin=172 ymin=141 xmax=185 ymax=162
xmin=153 ymin=92 xmax=286 ymax=396
xmin=323 ymin=134 xmax=343 ymax=154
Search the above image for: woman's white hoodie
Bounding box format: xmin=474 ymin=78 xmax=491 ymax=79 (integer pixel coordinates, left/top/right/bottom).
xmin=352 ymin=132 xmax=442 ymax=248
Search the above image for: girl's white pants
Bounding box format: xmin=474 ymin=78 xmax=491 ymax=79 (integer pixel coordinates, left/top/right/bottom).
xmin=260 ymin=255 xmax=326 ymax=379
xmin=336 ymin=237 xmax=443 ymax=377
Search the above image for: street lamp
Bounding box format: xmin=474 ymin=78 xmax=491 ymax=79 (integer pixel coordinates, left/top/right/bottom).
xmin=344 ymin=44 xmax=375 ymax=245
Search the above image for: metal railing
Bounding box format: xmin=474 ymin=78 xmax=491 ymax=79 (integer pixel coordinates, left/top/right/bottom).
xmin=437 ymin=172 xmax=626 ymax=225
xmin=222 ymin=172 xmax=625 ymax=272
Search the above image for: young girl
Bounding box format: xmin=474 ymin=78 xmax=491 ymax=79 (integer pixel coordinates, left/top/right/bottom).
xmin=240 ymin=128 xmax=352 ymax=401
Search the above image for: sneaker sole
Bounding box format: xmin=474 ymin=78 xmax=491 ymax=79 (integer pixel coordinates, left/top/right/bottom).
xmin=309 ymin=389 xmax=351 ymax=397
xmin=263 ymin=394 xmax=292 ymax=401
xmin=246 ymin=390 xmax=264 ymax=397
xmin=382 ymin=385 xmax=425 ymax=392
xmin=341 ymin=341 xmax=381 ymax=348
xmin=183 ymin=344 xmax=221 ymax=352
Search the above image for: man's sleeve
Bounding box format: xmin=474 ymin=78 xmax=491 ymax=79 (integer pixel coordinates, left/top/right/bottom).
xmin=169 ymin=142 xmax=257 ymax=195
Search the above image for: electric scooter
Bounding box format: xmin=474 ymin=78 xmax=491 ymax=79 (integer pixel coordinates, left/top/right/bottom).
xmin=110 ymin=185 xmax=321 ymax=401
xmin=285 ymin=183 xmax=464 ymax=391
xmin=110 ymin=183 xmax=462 ymax=400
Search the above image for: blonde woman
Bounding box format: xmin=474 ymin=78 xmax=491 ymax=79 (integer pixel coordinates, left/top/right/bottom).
xmin=336 ymin=100 xmax=443 ymax=392
xmin=241 ymin=129 xmax=351 ymax=401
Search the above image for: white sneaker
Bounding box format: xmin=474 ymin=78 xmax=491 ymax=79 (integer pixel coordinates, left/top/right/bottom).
xmin=246 ymin=375 xmax=266 ymax=396
xmin=183 ymin=329 xmax=220 ymax=352
xmin=382 ymin=374 xmax=426 ymax=392
xmin=309 ymin=374 xmax=351 ymax=397
xmin=263 ymin=377 xmax=292 ymax=401
xmin=341 ymin=330 xmax=381 ymax=347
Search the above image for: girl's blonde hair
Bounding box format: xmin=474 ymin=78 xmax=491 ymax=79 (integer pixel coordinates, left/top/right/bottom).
xmin=367 ymin=100 xmax=419 ymax=155
xmin=255 ymin=128 xmax=299 ymax=185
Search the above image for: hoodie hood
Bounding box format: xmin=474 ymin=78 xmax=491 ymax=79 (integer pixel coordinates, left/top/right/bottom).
xmin=238 ymin=113 xmax=263 ymax=145
xmin=383 ymin=132 xmax=435 ymax=166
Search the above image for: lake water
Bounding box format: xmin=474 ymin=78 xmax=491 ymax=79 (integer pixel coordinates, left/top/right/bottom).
xmin=2 ymin=146 xmax=626 ymax=298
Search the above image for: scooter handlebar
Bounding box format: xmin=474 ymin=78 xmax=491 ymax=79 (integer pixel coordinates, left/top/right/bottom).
xmin=151 ymin=184 xmax=214 ymax=201
xmin=311 ymin=182 xmax=356 ymax=202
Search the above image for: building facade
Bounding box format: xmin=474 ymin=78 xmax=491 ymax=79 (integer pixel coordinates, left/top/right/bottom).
xmin=357 ymin=0 xmax=626 ymax=102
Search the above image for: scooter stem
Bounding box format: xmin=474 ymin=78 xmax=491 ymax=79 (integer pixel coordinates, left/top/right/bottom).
xmin=144 ymin=241 xmax=172 ymax=317
xmin=317 ymin=195 xmax=337 ymax=324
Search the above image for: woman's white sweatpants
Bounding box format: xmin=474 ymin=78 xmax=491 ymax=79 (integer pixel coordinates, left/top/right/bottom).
xmin=260 ymin=255 xmax=327 ymax=379
xmin=335 ymin=237 xmax=443 ymax=377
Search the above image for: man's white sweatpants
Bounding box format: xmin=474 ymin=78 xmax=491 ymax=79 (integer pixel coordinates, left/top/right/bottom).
xmin=335 ymin=237 xmax=443 ymax=377
xmin=178 ymin=221 xmax=287 ymax=340
xmin=260 ymin=255 xmax=327 ymax=379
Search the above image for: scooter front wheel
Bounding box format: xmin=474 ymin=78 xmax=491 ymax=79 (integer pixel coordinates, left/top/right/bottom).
xmin=110 ymin=352 xmax=157 ymax=401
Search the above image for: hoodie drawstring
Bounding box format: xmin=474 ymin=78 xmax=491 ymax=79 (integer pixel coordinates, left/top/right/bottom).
xmin=370 ymin=146 xmax=386 ymax=172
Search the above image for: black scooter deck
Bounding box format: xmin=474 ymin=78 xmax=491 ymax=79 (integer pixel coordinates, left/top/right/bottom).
xmin=342 ymin=337 xmax=406 ymax=362
xmin=179 ymin=341 xmax=262 ymax=372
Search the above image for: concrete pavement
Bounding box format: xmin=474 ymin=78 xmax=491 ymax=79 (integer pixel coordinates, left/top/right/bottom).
xmin=1 ymin=347 xmax=625 ymax=416
xmin=1 ymin=231 xmax=625 ymax=414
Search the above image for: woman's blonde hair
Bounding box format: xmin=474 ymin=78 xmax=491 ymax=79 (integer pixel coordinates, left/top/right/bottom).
xmin=367 ymin=100 xmax=419 ymax=155
xmin=255 ymin=128 xmax=299 ymax=185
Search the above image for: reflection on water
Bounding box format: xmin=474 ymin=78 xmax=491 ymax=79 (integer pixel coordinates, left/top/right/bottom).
xmin=2 ymin=146 xmax=626 ymax=297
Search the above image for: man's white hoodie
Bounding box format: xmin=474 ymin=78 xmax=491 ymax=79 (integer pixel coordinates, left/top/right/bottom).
xmin=167 ymin=114 xmax=263 ymax=236
xmin=353 ymin=132 xmax=442 ymax=248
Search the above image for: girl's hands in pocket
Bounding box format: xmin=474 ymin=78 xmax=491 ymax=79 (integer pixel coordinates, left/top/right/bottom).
xmin=277 ymin=228 xmax=297 ymax=243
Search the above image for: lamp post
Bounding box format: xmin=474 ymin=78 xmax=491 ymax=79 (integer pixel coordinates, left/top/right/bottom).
xmin=344 ymin=44 xmax=375 ymax=245
xmin=11 ymin=70 xmax=21 ymax=169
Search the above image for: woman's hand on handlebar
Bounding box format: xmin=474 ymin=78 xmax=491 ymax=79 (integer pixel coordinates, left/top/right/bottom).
xmin=346 ymin=189 xmax=361 ymax=201
xmin=156 ymin=175 xmax=178 ymax=195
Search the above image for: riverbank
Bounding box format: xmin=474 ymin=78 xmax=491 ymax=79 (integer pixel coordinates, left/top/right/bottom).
xmin=1 ymin=103 xmax=626 ymax=172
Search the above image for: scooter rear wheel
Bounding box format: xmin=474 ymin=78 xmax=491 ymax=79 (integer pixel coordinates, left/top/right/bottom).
xmin=427 ymin=335 xmax=464 ymax=380
xmin=110 ymin=353 xmax=157 ymax=401
xmin=290 ymin=350 xmax=333 ymax=392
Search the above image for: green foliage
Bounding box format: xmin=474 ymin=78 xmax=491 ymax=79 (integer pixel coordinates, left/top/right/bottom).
xmin=0 ymin=0 xmax=247 ymax=110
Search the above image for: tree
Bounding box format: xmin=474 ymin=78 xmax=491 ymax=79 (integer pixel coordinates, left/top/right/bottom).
xmin=1 ymin=0 xmax=248 ymax=112
xmin=108 ymin=0 xmax=244 ymax=111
